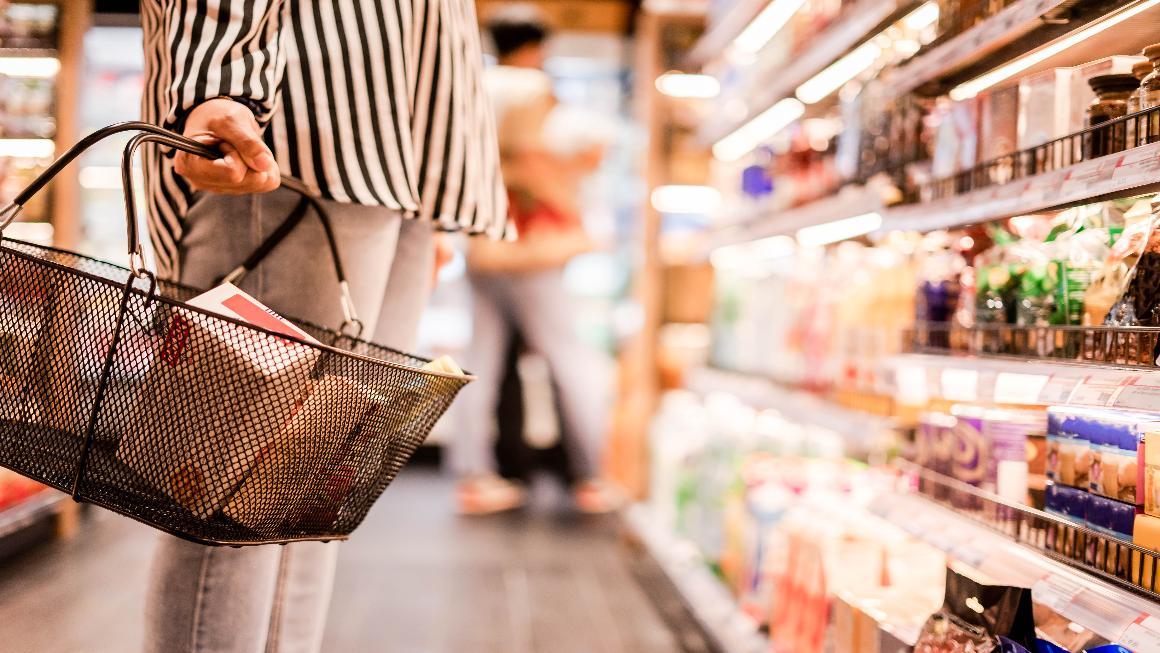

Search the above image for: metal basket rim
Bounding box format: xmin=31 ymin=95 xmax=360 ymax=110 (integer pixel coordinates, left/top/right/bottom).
xmin=0 ymin=237 xmax=475 ymax=382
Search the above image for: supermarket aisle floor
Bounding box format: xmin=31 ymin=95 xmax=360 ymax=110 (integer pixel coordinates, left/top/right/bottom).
xmin=0 ymin=469 xmax=682 ymax=653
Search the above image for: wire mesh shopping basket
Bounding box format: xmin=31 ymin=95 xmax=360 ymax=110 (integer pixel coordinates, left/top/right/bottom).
xmin=0 ymin=122 xmax=472 ymax=546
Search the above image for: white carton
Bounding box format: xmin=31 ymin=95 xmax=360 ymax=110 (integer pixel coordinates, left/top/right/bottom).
xmin=1018 ymin=68 xmax=1075 ymax=149
xmin=118 ymin=284 xmax=320 ymax=519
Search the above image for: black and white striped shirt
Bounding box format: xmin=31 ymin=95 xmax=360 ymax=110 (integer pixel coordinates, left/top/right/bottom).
xmin=140 ymin=0 xmax=508 ymax=279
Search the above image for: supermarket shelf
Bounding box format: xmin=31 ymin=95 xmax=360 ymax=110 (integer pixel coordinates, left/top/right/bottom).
xmin=878 ymin=466 xmax=1160 ymax=645
xmin=705 ymin=185 xmax=886 ymax=252
xmin=625 ymin=504 xmax=768 ymax=653
xmin=887 ymin=352 xmax=1160 ymax=410
xmin=699 ymin=0 xmax=916 ymax=144
xmin=684 ymin=0 xmax=768 ymax=67
xmin=889 ymin=139 xmax=1160 ymax=231
xmin=685 ymin=366 xmax=895 ymax=450
xmin=0 ymin=489 xmax=67 ymax=541
xmin=708 ymin=140 xmax=1160 ymax=251
xmin=879 ymin=0 xmax=1159 ymax=100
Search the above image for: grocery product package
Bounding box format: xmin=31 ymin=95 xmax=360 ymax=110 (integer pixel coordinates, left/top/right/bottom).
xmin=1105 ymin=200 xmax=1160 ymax=328
xmin=1085 ymin=201 xmax=1152 ymax=325
xmin=914 ymin=567 xmax=1038 ymax=653
xmin=117 ymin=283 xmax=321 ymax=519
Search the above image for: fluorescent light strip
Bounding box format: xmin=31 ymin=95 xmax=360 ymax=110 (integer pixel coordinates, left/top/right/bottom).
xmin=0 ymin=138 xmax=55 ymax=158
xmin=795 ymin=41 xmax=881 ymax=104
xmin=796 ymin=212 xmax=882 ymax=247
xmin=712 ymin=97 xmax=804 ymax=161
xmin=733 ymin=0 xmax=808 ymax=54
xmin=950 ymin=0 xmax=1160 ymax=100
xmin=904 ymin=1 xmax=940 ymax=31
xmin=0 ymin=56 xmax=59 ymax=78
xmin=655 ymin=72 xmax=721 ymax=99
xmin=650 ymin=184 xmax=722 ymax=214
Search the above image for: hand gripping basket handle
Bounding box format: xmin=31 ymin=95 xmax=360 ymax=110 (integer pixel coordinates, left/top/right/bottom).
xmin=0 ymin=121 xmax=364 ymax=336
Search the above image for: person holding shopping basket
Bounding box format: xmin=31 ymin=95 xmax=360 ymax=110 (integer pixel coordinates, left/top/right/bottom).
xmin=139 ymin=2 xmax=505 ymax=652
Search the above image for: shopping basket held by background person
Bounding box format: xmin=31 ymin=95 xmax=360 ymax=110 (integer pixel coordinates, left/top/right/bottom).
xmin=0 ymin=122 xmax=471 ymax=547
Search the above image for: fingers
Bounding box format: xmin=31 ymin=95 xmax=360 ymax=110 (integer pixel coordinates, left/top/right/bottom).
xmin=176 ymin=98 xmax=281 ymax=194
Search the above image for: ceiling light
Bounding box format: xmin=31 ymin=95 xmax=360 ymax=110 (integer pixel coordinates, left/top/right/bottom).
xmin=650 ymin=185 xmax=722 ymax=214
xmin=903 ymin=1 xmax=940 ymax=31
xmin=0 ymin=138 xmax=55 ymax=158
xmin=0 ymin=56 xmax=60 ymax=78
xmin=950 ymin=0 xmax=1160 ymax=100
xmin=796 ymin=212 xmax=882 ymax=247
xmin=795 ymin=42 xmax=881 ymax=104
xmin=732 ymin=0 xmax=808 ymax=54
xmin=655 ymin=72 xmax=721 ymax=99
xmin=712 ymin=97 xmax=805 ymax=161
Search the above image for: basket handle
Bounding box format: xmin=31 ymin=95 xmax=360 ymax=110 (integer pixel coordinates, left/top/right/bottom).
xmin=0 ymin=121 xmax=363 ymax=336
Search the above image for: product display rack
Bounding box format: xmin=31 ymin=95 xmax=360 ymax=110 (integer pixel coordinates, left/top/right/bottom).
xmin=875 ymin=469 xmax=1160 ymax=647
xmin=663 ymin=0 xmax=1160 ymax=645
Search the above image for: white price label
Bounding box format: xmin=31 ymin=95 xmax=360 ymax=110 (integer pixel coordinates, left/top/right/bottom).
xmin=993 ymin=372 xmax=1049 ymax=405
xmin=941 ymin=368 xmax=979 ymax=402
xmin=1113 ymin=377 xmax=1160 ymax=412
xmin=1067 ymin=375 xmax=1131 ymax=407
xmin=1038 ymin=375 xmax=1081 ymax=404
xmin=1031 ymin=575 xmax=1083 ymax=614
xmin=1120 ymin=619 xmax=1160 ymax=652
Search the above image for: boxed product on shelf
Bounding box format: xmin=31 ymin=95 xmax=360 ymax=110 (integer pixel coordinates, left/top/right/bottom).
xmin=1047 ymin=407 xmax=1094 ymax=488
xmin=1018 ymin=68 xmax=1077 ymax=151
xmin=1085 ymin=494 xmax=1135 ymax=542
xmin=977 ymin=85 xmax=1019 ymax=178
xmin=913 ymin=567 xmax=1038 ymax=653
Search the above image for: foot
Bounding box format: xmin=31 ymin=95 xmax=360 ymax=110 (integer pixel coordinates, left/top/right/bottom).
xmin=572 ymin=479 xmax=624 ymax=514
xmin=457 ymin=475 xmax=526 ymax=515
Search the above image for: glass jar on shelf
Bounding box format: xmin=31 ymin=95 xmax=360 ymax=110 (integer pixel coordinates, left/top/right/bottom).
xmin=1140 ymin=43 xmax=1160 ymax=144
xmin=1085 ymin=74 xmax=1139 ymax=159
xmin=1126 ymin=60 xmax=1152 ymax=149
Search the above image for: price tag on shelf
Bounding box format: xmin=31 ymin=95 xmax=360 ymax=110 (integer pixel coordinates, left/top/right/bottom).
xmin=941 ymin=368 xmax=979 ymax=402
xmin=1112 ymin=375 xmax=1160 ymax=412
xmin=993 ymin=372 xmax=1050 ymax=405
xmin=1120 ymin=616 xmax=1160 ymax=652
xmin=1038 ymin=374 xmax=1082 ymax=405
xmin=1031 ymin=574 xmax=1083 ymax=614
xmin=1067 ymin=374 xmax=1133 ymax=407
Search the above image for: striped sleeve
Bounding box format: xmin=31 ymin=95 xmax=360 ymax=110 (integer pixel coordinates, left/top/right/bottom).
xmin=158 ymin=0 xmax=288 ymax=131
xmin=412 ymin=0 xmax=509 ymax=239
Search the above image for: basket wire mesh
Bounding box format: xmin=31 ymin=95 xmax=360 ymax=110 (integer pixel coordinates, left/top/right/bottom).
xmin=0 ymin=123 xmax=471 ymax=545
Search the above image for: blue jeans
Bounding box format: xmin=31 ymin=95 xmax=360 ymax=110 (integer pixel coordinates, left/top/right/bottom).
xmin=143 ymin=188 xmax=433 ymax=653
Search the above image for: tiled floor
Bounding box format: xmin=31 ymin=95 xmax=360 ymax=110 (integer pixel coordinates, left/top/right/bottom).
xmin=0 ymin=469 xmax=683 ymax=653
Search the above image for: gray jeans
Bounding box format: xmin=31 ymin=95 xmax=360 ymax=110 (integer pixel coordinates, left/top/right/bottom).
xmin=451 ymin=270 xmax=607 ymax=480
xmin=143 ymin=188 xmax=432 ymax=653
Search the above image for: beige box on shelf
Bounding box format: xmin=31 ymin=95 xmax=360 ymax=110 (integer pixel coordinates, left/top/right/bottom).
xmin=117 ymin=284 xmax=320 ymax=520
xmin=1018 ymin=68 xmax=1075 ymax=149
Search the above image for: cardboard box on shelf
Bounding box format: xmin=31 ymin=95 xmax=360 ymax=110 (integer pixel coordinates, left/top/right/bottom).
xmin=117 ymin=284 xmax=321 ymax=520
xmin=1018 ymin=68 xmax=1075 ymax=150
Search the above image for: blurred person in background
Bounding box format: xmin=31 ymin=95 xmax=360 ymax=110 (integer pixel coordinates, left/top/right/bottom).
xmin=452 ymin=9 xmax=620 ymax=515
xmin=139 ymin=2 xmax=504 ymax=652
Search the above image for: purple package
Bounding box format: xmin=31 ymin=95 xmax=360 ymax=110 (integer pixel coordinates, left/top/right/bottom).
xmin=983 ymin=409 xmax=1044 ymax=505
xmin=951 ymin=406 xmax=987 ymax=508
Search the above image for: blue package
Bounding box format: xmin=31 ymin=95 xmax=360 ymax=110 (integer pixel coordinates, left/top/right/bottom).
xmin=1086 ymin=646 xmax=1135 ymax=652
xmin=999 ymin=636 xmax=1033 ymax=652
xmin=1085 ymin=495 xmax=1135 ymax=540
xmin=1047 ymin=483 xmax=1089 ymax=524
xmin=1035 ymin=640 xmax=1068 ymax=653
